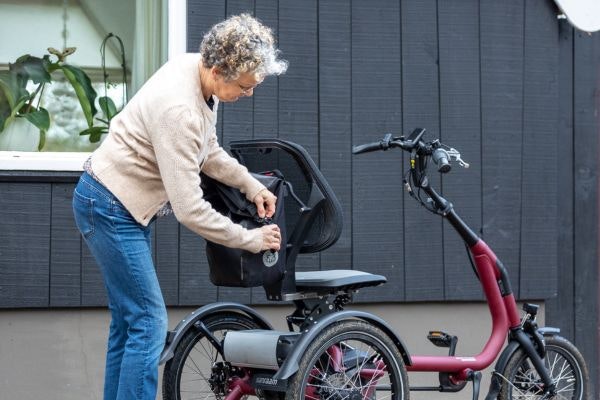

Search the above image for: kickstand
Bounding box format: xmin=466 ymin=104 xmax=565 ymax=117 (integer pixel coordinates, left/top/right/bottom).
xmin=467 ymin=371 xmax=482 ymax=400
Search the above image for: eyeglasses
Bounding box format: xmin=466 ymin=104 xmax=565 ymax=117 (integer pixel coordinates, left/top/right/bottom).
xmin=237 ymin=83 xmax=256 ymax=95
xmin=233 ymin=76 xmax=262 ymax=95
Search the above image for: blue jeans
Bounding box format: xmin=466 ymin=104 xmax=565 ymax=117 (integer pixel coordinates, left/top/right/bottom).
xmin=72 ymin=172 xmax=167 ymax=400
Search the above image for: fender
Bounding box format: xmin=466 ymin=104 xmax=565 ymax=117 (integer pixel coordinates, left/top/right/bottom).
xmin=272 ymin=310 xmax=411 ymax=382
xmin=484 ymin=326 xmax=561 ymax=400
xmin=159 ymin=302 xmax=273 ymax=365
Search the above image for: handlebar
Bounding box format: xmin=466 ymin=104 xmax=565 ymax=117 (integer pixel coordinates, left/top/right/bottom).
xmin=353 ymin=129 xmax=479 ymax=247
xmin=351 ymin=133 xmax=396 ymax=154
xmin=352 ymin=128 xmax=468 ymax=175
xmin=432 ymin=148 xmax=451 ymax=173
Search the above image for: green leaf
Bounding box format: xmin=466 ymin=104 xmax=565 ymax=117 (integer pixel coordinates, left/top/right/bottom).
xmin=99 ymin=96 xmax=117 ymax=120
xmin=10 ymin=55 xmax=52 ymax=85
xmin=0 ymin=70 xmax=29 ymax=111
xmin=38 ymin=129 xmax=46 ymax=151
xmin=60 ymin=64 xmax=97 ymax=127
xmin=79 ymin=126 xmax=107 ymax=142
xmin=22 ymin=107 xmax=50 ymax=132
xmin=0 ymin=84 xmax=11 ymax=132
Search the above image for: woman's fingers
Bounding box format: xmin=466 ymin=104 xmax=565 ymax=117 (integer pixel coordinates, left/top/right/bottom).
xmin=260 ymin=224 xmax=281 ymax=251
xmin=265 ymin=195 xmax=277 ymax=217
xmin=254 ymin=189 xmax=277 ymax=218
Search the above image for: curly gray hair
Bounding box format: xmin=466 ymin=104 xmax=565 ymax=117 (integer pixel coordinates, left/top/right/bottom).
xmin=200 ymin=13 xmax=288 ymax=81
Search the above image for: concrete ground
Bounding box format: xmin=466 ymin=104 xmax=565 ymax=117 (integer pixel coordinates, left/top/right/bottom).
xmin=0 ymin=302 xmax=543 ymax=399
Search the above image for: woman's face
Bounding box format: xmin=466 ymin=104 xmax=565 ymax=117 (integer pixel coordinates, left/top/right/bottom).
xmin=212 ymin=69 xmax=262 ymax=102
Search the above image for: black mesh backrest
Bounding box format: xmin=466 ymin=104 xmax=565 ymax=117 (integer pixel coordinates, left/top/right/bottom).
xmin=229 ymin=139 xmax=343 ymax=254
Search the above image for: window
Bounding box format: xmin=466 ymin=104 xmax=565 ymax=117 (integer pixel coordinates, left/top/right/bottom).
xmin=0 ymin=0 xmax=185 ymax=170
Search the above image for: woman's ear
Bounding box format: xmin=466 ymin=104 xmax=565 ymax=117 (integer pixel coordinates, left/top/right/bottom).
xmin=211 ymin=67 xmax=223 ymax=80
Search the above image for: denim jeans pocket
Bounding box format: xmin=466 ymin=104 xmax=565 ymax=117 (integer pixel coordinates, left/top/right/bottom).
xmin=111 ymin=197 xmax=132 ymax=216
xmin=73 ymin=188 xmax=96 ymax=239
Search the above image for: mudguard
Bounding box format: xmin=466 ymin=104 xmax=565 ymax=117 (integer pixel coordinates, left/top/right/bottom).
xmin=484 ymin=326 xmax=561 ymax=400
xmin=267 ymin=310 xmax=411 ymax=386
xmin=159 ymin=302 xmax=273 ymax=365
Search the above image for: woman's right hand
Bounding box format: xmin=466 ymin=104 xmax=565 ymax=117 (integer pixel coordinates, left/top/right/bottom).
xmin=260 ymin=224 xmax=281 ymax=251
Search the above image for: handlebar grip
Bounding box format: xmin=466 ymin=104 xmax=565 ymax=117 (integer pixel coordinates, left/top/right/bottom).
xmin=432 ymin=148 xmax=451 ymax=173
xmin=352 ymin=142 xmax=384 ymax=154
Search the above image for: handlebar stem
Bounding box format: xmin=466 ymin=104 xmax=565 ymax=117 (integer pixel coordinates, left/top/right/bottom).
xmin=413 ymin=163 xmax=479 ymax=247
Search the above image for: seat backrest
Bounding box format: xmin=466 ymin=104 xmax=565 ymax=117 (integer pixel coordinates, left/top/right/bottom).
xmin=229 ymin=139 xmax=343 ymax=257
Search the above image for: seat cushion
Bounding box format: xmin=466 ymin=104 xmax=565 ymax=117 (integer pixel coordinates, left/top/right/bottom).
xmin=295 ymin=269 xmax=387 ymax=290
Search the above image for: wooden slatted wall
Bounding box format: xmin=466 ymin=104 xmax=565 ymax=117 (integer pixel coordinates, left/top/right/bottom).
xmin=0 ymin=0 xmax=569 ymax=307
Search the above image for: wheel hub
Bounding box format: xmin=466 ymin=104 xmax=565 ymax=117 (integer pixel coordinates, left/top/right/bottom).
xmin=320 ymin=373 xmax=362 ymax=400
xmin=208 ymin=362 xmax=227 ymax=396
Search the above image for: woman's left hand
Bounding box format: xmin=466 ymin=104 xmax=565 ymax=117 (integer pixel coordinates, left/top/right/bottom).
xmin=253 ymin=189 xmax=277 ymax=218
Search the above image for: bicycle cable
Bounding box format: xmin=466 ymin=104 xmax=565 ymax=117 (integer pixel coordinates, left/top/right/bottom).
xmin=402 ymin=157 xmax=481 ymax=281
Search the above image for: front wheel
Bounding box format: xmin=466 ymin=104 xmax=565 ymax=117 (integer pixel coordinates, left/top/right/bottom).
xmin=499 ymin=335 xmax=589 ymax=399
xmin=286 ymin=320 xmax=410 ymax=400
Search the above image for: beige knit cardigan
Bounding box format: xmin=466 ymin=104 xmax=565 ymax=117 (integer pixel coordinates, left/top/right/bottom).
xmin=89 ymin=53 xmax=265 ymax=253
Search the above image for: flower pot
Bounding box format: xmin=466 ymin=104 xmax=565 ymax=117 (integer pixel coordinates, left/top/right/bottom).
xmin=0 ymin=118 xmax=41 ymax=151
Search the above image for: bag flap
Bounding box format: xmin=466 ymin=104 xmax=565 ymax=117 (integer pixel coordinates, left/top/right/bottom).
xmin=202 ymin=172 xmax=283 ymax=219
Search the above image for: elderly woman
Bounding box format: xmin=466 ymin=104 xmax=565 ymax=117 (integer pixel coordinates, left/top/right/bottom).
xmin=72 ymin=14 xmax=287 ymax=400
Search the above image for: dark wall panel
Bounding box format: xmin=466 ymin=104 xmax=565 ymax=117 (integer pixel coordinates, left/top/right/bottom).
xmin=401 ymin=0 xmax=444 ymax=301
xmin=187 ymin=0 xmax=226 ymax=142
xmin=546 ymin=21 xmax=575 ymax=341
xmin=351 ymin=0 xmax=404 ymax=302
xmin=438 ymin=0 xmax=483 ymax=300
xmin=0 ymin=183 xmax=51 ymax=307
xmin=251 ymin=0 xmax=280 ymax=304
xmin=154 ymin=215 xmax=180 ymax=305
xmin=50 ymin=183 xmax=81 ymax=307
xmin=186 ymin=0 xmax=225 ymax=53
xmin=572 ymin=30 xmax=600 ymax=397
xmin=253 ymin=0 xmax=279 ymax=140
xmin=222 ymin=0 xmax=255 ymax=145
xmin=480 ymin=0 xmax=524 ymax=296
xmin=519 ymin=0 xmax=559 ymax=298
xmin=278 ymin=0 xmax=319 ymax=273
xmin=318 ymin=0 xmax=352 ymax=271
xmin=178 ymin=228 xmax=216 ymax=305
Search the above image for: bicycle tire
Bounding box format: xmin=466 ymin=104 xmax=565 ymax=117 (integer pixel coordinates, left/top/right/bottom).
xmin=286 ymin=320 xmax=409 ymax=400
xmin=162 ymin=312 xmax=262 ymax=400
xmin=498 ymin=335 xmax=589 ymax=400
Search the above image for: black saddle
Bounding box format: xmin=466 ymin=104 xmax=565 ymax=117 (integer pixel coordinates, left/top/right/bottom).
xmin=295 ymin=270 xmax=386 ymax=293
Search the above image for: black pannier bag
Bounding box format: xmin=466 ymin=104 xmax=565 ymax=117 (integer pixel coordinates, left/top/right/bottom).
xmin=201 ymin=171 xmax=287 ymax=292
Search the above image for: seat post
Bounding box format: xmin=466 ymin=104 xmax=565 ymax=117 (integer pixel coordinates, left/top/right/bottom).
xmin=286 ymin=294 xmax=350 ymax=332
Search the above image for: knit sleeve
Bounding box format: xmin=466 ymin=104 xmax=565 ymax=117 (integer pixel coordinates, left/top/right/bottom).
xmin=202 ymin=130 xmax=267 ymax=201
xmin=149 ymin=105 xmax=263 ymax=253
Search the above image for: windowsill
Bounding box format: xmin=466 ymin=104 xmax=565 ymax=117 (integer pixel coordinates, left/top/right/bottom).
xmin=0 ymin=151 xmax=89 ymax=171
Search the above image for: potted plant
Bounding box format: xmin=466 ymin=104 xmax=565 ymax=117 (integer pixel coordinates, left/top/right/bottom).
xmin=0 ymin=48 xmax=98 ymax=151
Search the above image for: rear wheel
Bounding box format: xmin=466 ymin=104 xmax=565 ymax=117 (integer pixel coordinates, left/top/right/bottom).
xmin=286 ymin=320 xmax=409 ymax=400
xmin=162 ymin=313 xmax=263 ymax=400
xmin=499 ymin=335 xmax=589 ymax=399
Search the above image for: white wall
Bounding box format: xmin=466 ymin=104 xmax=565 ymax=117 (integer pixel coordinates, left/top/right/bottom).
xmin=0 ymin=302 xmax=545 ymax=400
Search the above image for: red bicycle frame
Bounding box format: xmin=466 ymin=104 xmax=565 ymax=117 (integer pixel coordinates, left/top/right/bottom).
xmin=407 ymin=239 xmax=521 ymax=381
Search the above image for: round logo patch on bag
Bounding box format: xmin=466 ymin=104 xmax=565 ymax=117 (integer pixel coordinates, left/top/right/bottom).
xmin=263 ymin=250 xmax=279 ymax=267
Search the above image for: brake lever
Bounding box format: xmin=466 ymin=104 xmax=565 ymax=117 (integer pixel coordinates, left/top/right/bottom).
xmin=446 ymin=148 xmax=470 ymax=168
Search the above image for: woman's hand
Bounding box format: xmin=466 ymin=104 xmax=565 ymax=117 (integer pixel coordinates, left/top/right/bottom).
xmin=253 ymin=188 xmax=277 ymax=218
xmin=260 ymin=224 xmax=281 ymax=251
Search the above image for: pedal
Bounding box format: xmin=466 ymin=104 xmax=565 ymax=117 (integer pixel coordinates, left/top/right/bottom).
xmin=428 ymin=331 xmax=458 ymax=356
xmin=427 ymin=331 xmax=454 ymax=347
